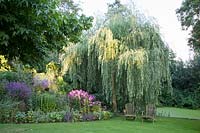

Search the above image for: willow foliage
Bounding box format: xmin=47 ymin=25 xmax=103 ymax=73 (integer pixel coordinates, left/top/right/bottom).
xmin=60 ymin=42 xmax=88 ymax=88
xmin=61 ymin=2 xmax=172 ymax=111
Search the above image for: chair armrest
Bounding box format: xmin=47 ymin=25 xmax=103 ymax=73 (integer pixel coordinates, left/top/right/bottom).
xmin=141 ymin=111 xmax=144 ymax=116
xmin=123 ymin=109 xmax=127 ymax=114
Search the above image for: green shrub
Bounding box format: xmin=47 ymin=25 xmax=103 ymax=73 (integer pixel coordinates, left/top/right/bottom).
xmin=91 ymin=105 xmax=102 ymax=112
xmin=47 ymin=111 xmax=65 ymax=122
xmin=36 ymin=111 xmax=50 ymax=123
xmin=34 ymin=93 xmax=57 ymax=112
xmin=0 ymin=79 xmax=8 ymax=100
xmin=0 ymin=71 xmax=18 ymax=81
xmin=56 ymin=76 xmax=71 ymax=93
xmin=55 ymin=94 xmax=70 ymax=111
xmin=15 ymin=112 xmax=26 ymax=123
xmin=72 ymin=111 xmax=82 ymax=122
xmin=0 ymin=65 xmax=33 ymax=85
xmin=101 ymin=111 xmax=112 ymax=120
xmin=0 ymin=98 xmax=19 ymax=123
xmin=26 ymin=111 xmax=36 ymax=123
xmin=32 ymin=92 xmax=69 ymax=112
xmin=93 ymin=111 xmax=103 ymax=120
xmin=14 ymin=111 xmax=66 ymax=123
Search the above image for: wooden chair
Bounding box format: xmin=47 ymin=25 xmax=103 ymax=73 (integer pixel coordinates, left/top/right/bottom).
xmin=141 ymin=104 xmax=156 ymax=122
xmin=124 ymin=103 xmax=136 ymax=120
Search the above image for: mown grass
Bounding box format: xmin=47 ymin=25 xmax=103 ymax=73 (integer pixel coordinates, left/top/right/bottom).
xmin=0 ymin=117 xmax=199 ymax=133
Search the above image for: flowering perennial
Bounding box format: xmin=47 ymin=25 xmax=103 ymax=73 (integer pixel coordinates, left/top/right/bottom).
xmin=33 ymin=76 xmax=50 ymax=89
xmin=68 ymin=89 xmax=101 ymax=112
xmin=68 ymin=89 xmax=95 ymax=102
xmin=6 ymin=82 xmax=31 ymax=100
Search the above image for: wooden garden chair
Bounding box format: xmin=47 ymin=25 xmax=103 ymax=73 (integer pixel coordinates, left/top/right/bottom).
xmin=141 ymin=104 xmax=156 ymax=122
xmin=124 ymin=103 xmax=136 ymax=120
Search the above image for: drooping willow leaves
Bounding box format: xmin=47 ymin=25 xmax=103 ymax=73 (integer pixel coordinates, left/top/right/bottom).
xmin=60 ymin=2 xmax=172 ymax=112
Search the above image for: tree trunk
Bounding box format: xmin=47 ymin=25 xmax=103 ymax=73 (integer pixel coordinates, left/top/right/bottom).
xmin=112 ymin=70 xmax=117 ymax=113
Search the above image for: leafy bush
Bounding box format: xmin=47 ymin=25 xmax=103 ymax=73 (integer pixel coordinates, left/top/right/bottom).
xmin=14 ymin=111 xmax=66 ymax=123
xmin=92 ymin=112 xmax=103 ymax=120
xmin=0 ymin=69 xmax=33 ymax=86
xmin=33 ymin=93 xmax=57 ymax=112
xmin=47 ymin=111 xmax=65 ymax=122
xmin=34 ymin=111 xmax=49 ymax=123
xmin=64 ymin=112 xmax=73 ymax=122
xmin=0 ymin=79 xmax=8 ymax=100
xmin=101 ymin=111 xmax=112 ymax=120
xmin=0 ymin=98 xmax=19 ymax=123
xmin=55 ymin=94 xmax=70 ymax=111
xmin=26 ymin=111 xmax=38 ymax=123
xmin=3 ymin=109 xmax=112 ymax=124
xmin=56 ymin=76 xmax=71 ymax=93
xmin=32 ymin=91 xmax=69 ymax=112
xmin=5 ymin=82 xmax=32 ymax=101
xmin=15 ymin=112 xmax=26 ymax=123
xmin=72 ymin=111 xmax=82 ymax=122
xmin=90 ymin=102 xmax=102 ymax=112
xmin=0 ymin=71 xmax=18 ymax=81
xmin=82 ymin=113 xmax=95 ymax=121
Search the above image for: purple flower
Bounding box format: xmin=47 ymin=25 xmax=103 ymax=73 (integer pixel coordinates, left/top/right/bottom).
xmin=41 ymin=79 xmax=49 ymax=89
xmin=88 ymin=95 xmax=95 ymax=101
xmin=33 ymin=76 xmax=50 ymax=89
xmin=6 ymin=82 xmax=32 ymax=101
xmin=89 ymin=101 xmax=101 ymax=106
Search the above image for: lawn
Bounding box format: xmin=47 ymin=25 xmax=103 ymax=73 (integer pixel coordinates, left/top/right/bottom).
xmin=0 ymin=117 xmax=199 ymax=133
xmin=0 ymin=107 xmax=200 ymax=133
xmin=157 ymin=107 xmax=200 ymax=119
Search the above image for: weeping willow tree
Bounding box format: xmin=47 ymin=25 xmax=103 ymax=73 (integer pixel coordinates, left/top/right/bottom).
xmin=61 ymin=1 xmax=172 ymax=112
xmin=60 ymin=41 xmax=88 ymax=88
xmin=88 ymin=28 xmax=121 ymax=112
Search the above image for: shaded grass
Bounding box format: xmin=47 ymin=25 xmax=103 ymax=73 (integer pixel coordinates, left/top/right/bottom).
xmin=157 ymin=107 xmax=200 ymax=119
xmin=0 ymin=117 xmax=199 ymax=133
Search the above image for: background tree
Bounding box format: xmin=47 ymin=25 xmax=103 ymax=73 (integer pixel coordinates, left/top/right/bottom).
xmin=176 ymin=0 xmax=200 ymax=52
xmin=159 ymin=51 xmax=200 ymax=109
xmin=0 ymin=0 xmax=93 ymax=70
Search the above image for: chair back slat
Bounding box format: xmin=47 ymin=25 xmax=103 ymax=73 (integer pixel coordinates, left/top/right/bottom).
xmin=125 ymin=103 xmax=135 ymax=115
xmin=145 ymin=104 xmax=156 ymax=116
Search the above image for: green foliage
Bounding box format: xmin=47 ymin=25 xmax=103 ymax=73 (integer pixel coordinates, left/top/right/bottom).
xmin=0 ymin=64 xmax=33 ymax=86
xmin=0 ymin=98 xmax=19 ymax=123
xmin=0 ymin=71 xmax=18 ymax=81
xmin=160 ymin=53 xmax=200 ymax=109
xmin=14 ymin=110 xmax=66 ymax=123
xmin=0 ymin=0 xmax=93 ymax=68
xmin=56 ymin=76 xmax=72 ymax=93
xmin=47 ymin=111 xmax=65 ymax=122
xmin=26 ymin=111 xmax=36 ymax=123
xmin=101 ymin=111 xmax=113 ymax=120
xmin=0 ymin=55 xmax=10 ymax=71
xmin=33 ymin=93 xmax=57 ymax=112
xmin=176 ymin=0 xmax=200 ymax=52
xmin=33 ymin=92 xmax=69 ymax=112
xmin=0 ymin=80 xmax=8 ymax=100
xmin=15 ymin=111 xmax=26 ymax=123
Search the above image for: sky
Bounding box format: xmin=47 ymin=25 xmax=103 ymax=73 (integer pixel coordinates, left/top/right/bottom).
xmin=75 ymin=0 xmax=192 ymax=61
